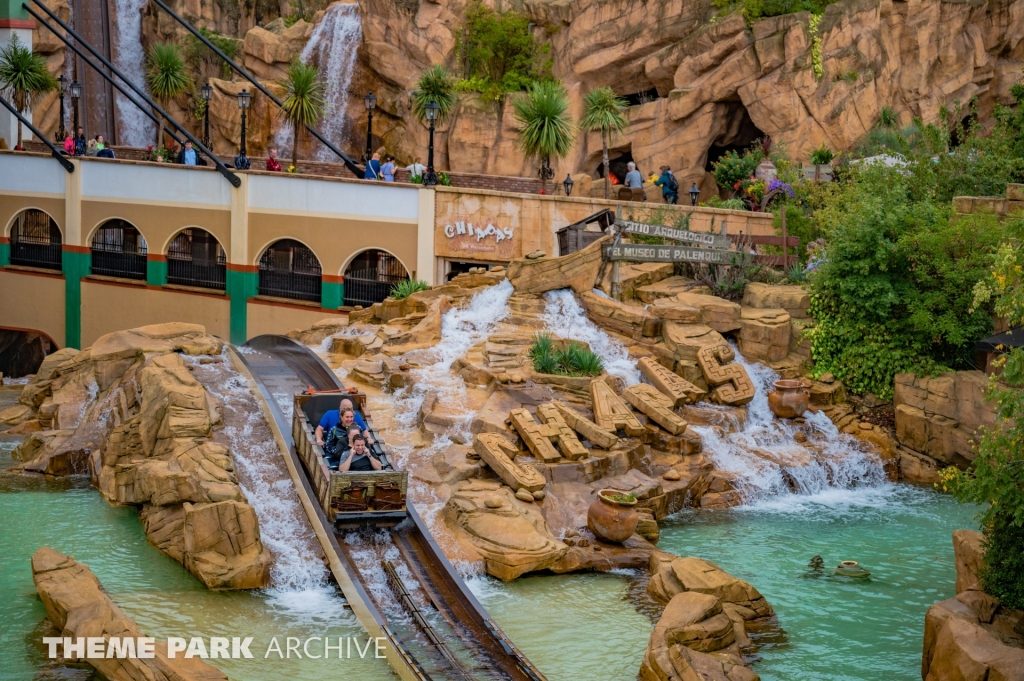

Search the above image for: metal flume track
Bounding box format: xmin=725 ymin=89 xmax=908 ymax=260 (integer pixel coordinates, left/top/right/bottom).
xmin=240 ymin=335 xmax=547 ymax=681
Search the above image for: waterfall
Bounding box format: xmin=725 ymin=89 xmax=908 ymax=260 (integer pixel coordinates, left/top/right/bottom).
xmin=690 ymin=346 xmax=887 ymax=504
xmin=110 ymin=0 xmax=154 ymax=147
xmin=274 ymin=2 xmax=362 ymax=161
xmin=542 ymin=288 xmax=641 ymax=386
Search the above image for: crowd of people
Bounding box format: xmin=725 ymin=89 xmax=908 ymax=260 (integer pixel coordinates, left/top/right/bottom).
xmin=621 ymin=160 xmax=680 ymax=204
xmin=61 ymin=127 xmax=115 ymax=158
xmin=314 ymin=398 xmax=381 ymax=472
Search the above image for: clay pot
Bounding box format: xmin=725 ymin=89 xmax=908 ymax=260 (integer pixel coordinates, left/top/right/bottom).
xmin=768 ymin=379 xmax=809 ymax=418
xmin=587 ymin=489 xmax=639 ymax=543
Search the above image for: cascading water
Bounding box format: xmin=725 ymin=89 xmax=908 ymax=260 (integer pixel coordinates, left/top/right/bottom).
xmin=689 ymin=346 xmax=887 ymax=503
xmin=542 ymin=289 xmax=641 ymax=385
xmin=274 ymin=2 xmax=362 ymax=160
xmin=110 ymin=0 xmax=154 ymax=146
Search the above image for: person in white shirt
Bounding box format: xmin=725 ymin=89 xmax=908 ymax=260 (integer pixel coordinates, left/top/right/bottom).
xmin=406 ymin=157 xmax=427 ymax=177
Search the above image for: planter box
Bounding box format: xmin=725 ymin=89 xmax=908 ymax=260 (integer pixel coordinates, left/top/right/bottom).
xmin=802 ymin=163 xmax=833 ymax=182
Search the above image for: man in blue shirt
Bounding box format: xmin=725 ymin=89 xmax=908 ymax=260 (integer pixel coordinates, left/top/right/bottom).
xmin=176 ymin=141 xmax=206 ymax=166
xmin=624 ymin=162 xmax=643 ymax=188
xmin=315 ymin=398 xmax=373 ymax=447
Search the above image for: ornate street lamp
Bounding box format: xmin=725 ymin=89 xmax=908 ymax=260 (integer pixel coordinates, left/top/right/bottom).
xmin=234 ymin=89 xmax=251 ymax=170
xmin=55 ymin=75 xmax=68 ymax=141
xmin=538 ymin=157 xmax=554 ymax=187
xmin=200 ymin=83 xmax=213 ymax=150
xmin=689 ymin=182 xmax=700 ymax=206
xmin=423 ymin=100 xmax=439 ymax=187
xmin=563 ymin=174 xmax=574 ymax=196
xmin=70 ymin=80 xmax=82 ymax=141
xmin=363 ymin=91 xmax=376 ymax=163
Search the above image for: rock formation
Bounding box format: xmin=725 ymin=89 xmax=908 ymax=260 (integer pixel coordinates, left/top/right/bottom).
xmin=8 ymin=323 xmax=270 ymax=590
xmin=31 ymin=546 xmax=229 ymax=681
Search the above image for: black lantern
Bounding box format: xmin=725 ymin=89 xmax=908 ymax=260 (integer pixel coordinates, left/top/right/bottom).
xmin=689 ymin=182 xmax=700 ymax=206
xmin=234 ymin=89 xmax=251 ymax=170
xmin=55 ymin=75 xmax=68 ymax=142
xmin=423 ymin=100 xmax=440 ymax=187
xmin=363 ymin=91 xmax=376 ymax=163
xmin=200 ymin=83 xmax=213 ymax=150
xmin=563 ymin=174 xmax=574 ymax=196
xmin=70 ymin=81 xmax=82 ymax=142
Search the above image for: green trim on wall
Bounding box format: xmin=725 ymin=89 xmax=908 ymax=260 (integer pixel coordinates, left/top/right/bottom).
xmin=0 ymin=242 xmax=9 ymax=268
xmin=146 ymin=259 xmax=168 ymax=286
xmin=321 ymin=280 xmax=343 ymax=311
xmin=62 ymin=250 xmax=90 ymax=349
xmin=0 ymin=0 xmax=31 ymax=21
xmin=226 ymin=269 xmax=257 ymax=345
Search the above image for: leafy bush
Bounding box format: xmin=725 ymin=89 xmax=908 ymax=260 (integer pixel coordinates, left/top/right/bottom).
xmin=455 ymin=1 xmax=550 ymax=102
xmin=712 ymin=0 xmax=831 ymax=21
xmin=389 ymin=279 xmax=429 ymax=300
xmin=530 ymin=334 xmax=604 ymax=377
xmin=412 ymin=65 xmax=456 ymax=125
xmin=809 ymin=141 xmax=835 ymax=165
xmin=711 ymin=150 xmax=759 ymax=191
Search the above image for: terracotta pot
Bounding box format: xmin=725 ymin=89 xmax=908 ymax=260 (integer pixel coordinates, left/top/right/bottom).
xmin=587 ymin=489 xmax=639 ymax=543
xmin=768 ymin=379 xmax=809 ymax=418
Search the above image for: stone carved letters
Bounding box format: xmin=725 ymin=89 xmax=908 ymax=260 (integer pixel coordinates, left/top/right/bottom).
xmin=623 ymin=384 xmax=689 ymax=435
xmin=638 ymin=357 xmax=705 ymax=406
xmin=473 ymin=434 xmax=547 ymax=492
xmin=510 ymin=408 xmax=588 ymax=462
xmin=542 ymin=401 xmax=619 ymax=450
xmin=590 ymin=380 xmax=645 ymax=436
xmin=696 ymin=344 xmax=755 ymax=406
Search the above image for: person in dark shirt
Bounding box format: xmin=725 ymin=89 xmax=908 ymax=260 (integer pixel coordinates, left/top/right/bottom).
xmin=315 ymin=399 xmax=372 ymax=445
xmin=338 ymin=435 xmax=381 ymax=472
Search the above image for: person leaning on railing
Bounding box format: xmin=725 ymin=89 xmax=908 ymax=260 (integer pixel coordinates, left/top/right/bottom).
xmin=176 ymin=140 xmax=207 ymax=166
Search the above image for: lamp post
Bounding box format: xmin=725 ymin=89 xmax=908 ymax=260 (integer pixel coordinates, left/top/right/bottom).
xmin=55 ymin=75 xmax=68 ymax=141
xmin=363 ymin=91 xmax=376 ymax=162
xmin=234 ymin=89 xmax=251 ymax=170
xmin=70 ymin=80 xmax=82 ymax=142
xmin=200 ymin=83 xmax=212 ymax=150
xmin=563 ymin=174 xmax=574 ymax=196
xmin=423 ymin=100 xmax=439 ymax=187
xmin=689 ymin=183 xmax=700 ymax=206
xmin=538 ymin=157 xmax=554 ymax=190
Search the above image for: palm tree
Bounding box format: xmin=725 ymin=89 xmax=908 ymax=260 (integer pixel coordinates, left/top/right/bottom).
xmin=0 ymin=34 xmax=57 ymax=149
xmin=146 ymin=42 xmax=192 ymax=146
xmin=280 ymin=60 xmax=325 ymax=169
xmin=512 ymin=81 xmax=575 ymax=194
xmin=412 ymin=64 xmax=456 ymax=126
xmin=579 ymin=86 xmax=628 ymax=198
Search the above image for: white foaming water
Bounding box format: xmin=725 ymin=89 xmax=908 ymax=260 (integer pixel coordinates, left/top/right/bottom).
xmin=541 ymin=288 xmax=641 ymax=385
xmin=275 ymin=3 xmax=362 ymax=160
xmin=110 ymin=0 xmax=154 ymax=146
xmin=193 ymin=355 xmax=351 ymax=625
xmin=692 ymin=346 xmax=886 ymax=504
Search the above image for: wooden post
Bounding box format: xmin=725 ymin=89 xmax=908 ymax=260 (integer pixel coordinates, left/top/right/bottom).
xmin=781 ymin=205 xmax=788 ymax=269
xmin=611 ymin=205 xmax=623 ymax=299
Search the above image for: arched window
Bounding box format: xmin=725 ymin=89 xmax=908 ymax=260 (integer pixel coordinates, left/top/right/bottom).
xmin=343 ymin=249 xmax=409 ymax=307
xmin=167 ymin=228 xmax=226 ymax=290
xmin=10 ymin=209 xmax=62 ymax=271
xmin=258 ymin=239 xmax=321 ymax=303
xmin=91 ymin=219 xmax=147 ymax=280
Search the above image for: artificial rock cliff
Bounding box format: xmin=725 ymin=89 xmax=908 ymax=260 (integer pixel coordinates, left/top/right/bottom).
xmin=2 ymin=323 xmax=271 ymax=590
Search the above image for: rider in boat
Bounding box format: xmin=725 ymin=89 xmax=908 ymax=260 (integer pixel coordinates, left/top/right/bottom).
xmin=337 ymin=435 xmax=382 ymax=472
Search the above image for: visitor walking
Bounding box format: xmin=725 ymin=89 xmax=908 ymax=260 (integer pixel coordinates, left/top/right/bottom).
xmin=381 ymin=155 xmax=396 ymax=182
xmin=176 ymin=140 xmax=206 ymax=166
xmin=624 ymin=161 xmax=643 ymax=189
xmin=654 ymin=165 xmax=679 ymax=204
xmin=405 ymin=157 xmax=426 ymax=178
xmin=364 ymin=152 xmax=381 ymax=180
xmin=266 ymin=148 xmax=282 ymax=172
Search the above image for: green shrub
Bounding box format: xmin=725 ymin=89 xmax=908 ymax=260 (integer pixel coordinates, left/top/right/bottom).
xmin=711 ymin=150 xmax=759 ymax=191
xmin=389 ymin=279 xmax=429 ymax=300
xmin=809 ymin=141 xmax=835 ymax=165
xmin=530 ymin=334 xmax=604 ymax=377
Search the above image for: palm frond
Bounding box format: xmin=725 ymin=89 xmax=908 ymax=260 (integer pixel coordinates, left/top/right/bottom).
xmin=579 ymin=86 xmax=628 ymax=136
xmin=0 ymin=34 xmax=57 ymax=110
xmin=412 ymin=65 xmax=456 ymax=125
xmin=512 ymin=80 xmax=575 ymax=161
xmin=146 ymin=43 xmax=192 ymax=102
xmin=280 ymin=61 xmax=326 ymax=127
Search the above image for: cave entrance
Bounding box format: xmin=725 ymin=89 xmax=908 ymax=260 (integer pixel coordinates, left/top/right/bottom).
xmin=703 ymin=101 xmax=765 ymax=172
xmin=623 ymin=88 xmax=660 ymax=107
xmin=595 ymin=150 xmax=641 ymax=184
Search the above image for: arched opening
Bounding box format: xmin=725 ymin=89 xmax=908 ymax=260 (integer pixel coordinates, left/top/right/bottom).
xmin=91 ymin=219 xmax=148 ymax=280
xmin=9 ymin=209 xmax=62 ymax=271
xmin=594 ymin=150 xmax=638 ymax=184
xmin=703 ymin=101 xmax=765 ymax=172
xmin=343 ymin=249 xmax=410 ymax=307
xmin=167 ymin=228 xmax=226 ymax=290
xmin=0 ymin=328 xmax=58 ymax=378
xmin=258 ymin=239 xmax=322 ymax=303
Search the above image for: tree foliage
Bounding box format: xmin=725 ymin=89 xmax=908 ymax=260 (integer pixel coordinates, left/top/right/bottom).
xmin=412 ymin=65 xmax=456 ymax=125
xmin=580 ymin=87 xmax=629 ymax=199
xmin=146 ymin=42 xmax=193 ymax=103
xmin=0 ymin=34 xmax=57 ymax=147
xmin=512 ymin=80 xmax=574 ymax=190
xmin=279 ymin=60 xmax=326 ymax=168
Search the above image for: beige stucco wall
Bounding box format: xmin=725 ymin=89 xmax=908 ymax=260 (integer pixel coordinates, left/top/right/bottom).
xmin=80 ymin=279 xmax=230 ymax=346
xmin=0 ymin=269 xmax=66 ymax=347
xmin=81 ymin=201 xmax=232 ymax=254
xmin=247 ymin=212 xmax=420 ymax=278
xmin=246 ymin=299 xmax=339 ymax=339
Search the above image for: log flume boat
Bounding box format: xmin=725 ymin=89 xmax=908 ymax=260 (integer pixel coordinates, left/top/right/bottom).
xmin=234 ymin=335 xmax=547 ymax=681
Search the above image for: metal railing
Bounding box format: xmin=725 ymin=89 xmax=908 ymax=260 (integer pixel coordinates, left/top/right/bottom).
xmin=91 ymin=248 xmax=147 ymax=280
xmin=168 ymin=258 xmax=226 ymax=290
xmin=11 ymin=242 xmax=62 ymax=270
xmin=343 ymin=268 xmax=407 ymax=307
xmin=258 ymin=270 xmax=322 ymax=302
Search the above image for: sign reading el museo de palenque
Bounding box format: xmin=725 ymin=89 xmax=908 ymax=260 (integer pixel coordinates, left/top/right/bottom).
xmin=615 ymin=220 xmax=731 ymax=250
xmin=604 ymin=243 xmax=742 ymax=264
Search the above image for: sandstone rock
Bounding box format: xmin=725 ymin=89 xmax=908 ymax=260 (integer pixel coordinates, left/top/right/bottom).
xmin=624 ymin=383 xmax=689 ymax=435
xmin=637 ymin=511 xmax=660 ymax=543
xmin=954 ymin=529 xmax=985 ymax=595
xmin=473 ymin=433 xmax=546 ymax=493
xmin=925 ymin=616 xmax=1024 ymax=681
xmin=638 ymin=357 xmax=705 ymax=406
xmin=737 ymin=307 xmax=791 ymax=363
xmin=636 ymin=276 xmax=703 ymax=304
xmin=899 ymin=446 xmax=942 ymax=485
xmin=742 ymin=283 xmax=810 ymax=318
xmin=591 ymin=379 xmax=645 ymax=436
xmin=662 ymin=323 xmax=726 ymax=365
xmin=445 ymin=480 xmax=567 ymax=580
xmin=648 ymin=554 xmax=773 ymax=618
xmin=697 ymin=344 xmax=755 ymax=406
xmin=579 ymin=291 xmax=661 ymax=340
xmin=675 ymin=293 xmax=741 ymax=333
xmin=603 ymin=262 xmax=675 ymax=300
xmin=510 ymin=407 xmax=588 ymax=462
xmin=31 ymin=547 xmax=229 ymax=681
xmin=809 ymin=378 xmax=847 ymax=406
xmin=383 ymin=297 xmax=452 ymax=354
xmin=516 ymin=489 xmax=535 ymax=502
xmin=507 ymin=236 xmax=610 ymax=295
xmin=0 ymin=403 xmax=34 ymax=426
xmin=544 ymin=400 xmax=620 ymax=449
xmin=182 ymin=500 xmax=271 ymax=590
xmin=287 ymin=317 xmax=348 ymax=345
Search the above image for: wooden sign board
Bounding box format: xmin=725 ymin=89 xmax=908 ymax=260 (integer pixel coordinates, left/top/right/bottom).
xmin=615 ymin=220 xmax=731 ymax=250
xmin=604 ymin=243 xmax=743 ymax=265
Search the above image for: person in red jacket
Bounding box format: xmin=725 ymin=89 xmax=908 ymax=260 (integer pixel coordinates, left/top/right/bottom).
xmin=266 ymin=148 xmax=283 ymax=172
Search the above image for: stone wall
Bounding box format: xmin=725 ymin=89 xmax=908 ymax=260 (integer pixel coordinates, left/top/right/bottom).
xmin=893 ymin=371 xmax=997 ymax=474
xmin=952 ymin=183 xmax=1024 ymax=218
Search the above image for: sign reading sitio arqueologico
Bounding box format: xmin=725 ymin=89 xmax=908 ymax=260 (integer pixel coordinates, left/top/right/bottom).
xmin=615 ymin=219 xmax=732 ymax=250
xmin=605 ymin=219 xmax=743 ymax=265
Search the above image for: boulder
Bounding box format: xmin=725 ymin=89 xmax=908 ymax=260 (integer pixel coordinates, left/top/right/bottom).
xmin=662 ymin=323 xmax=726 ymax=364
xmin=924 ymin=614 xmax=1024 ymax=681
xmin=742 ymin=283 xmax=810 ymax=318
xmin=697 ymin=344 xmax=756 ymax=406
xmin=636 ymin=276 xmax=704 ymax=304
xmin=649 ymin=297 xmax=703 ymax=323
xmin=624 ymin=383 xmax=689 ymax=434
xmin=473 ymin=433 xmax=547 ymax=492
xmin=674 ymin=293 xmax=741 ymax=333
xmin=287 ymin=317 xmax=348 ymax=345
xmin=647 ymin=554 xmax=773 ymax=618
xmin=638 ymin=356 xmax=705 ymax=405
xmin=953 ymin=529 xmax=985 ymax=595
xmin=507 ymin=235 xmax=611 ymax=295
xmin=382 ymin=297 xmax=452 ymax=354
xmin=579 ymin=290 xmax=661 ymax=339
xmin=737 ymin=307 xmax=791 ymax=363
xmin=31 ymin=547 xmax=229 ymax=681
xmin=182 ymin=500 xmax=271 ymax=590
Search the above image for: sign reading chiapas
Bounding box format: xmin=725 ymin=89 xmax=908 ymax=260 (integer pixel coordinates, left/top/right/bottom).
xmin=437 ymin=219 xmax=517 ymax=259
